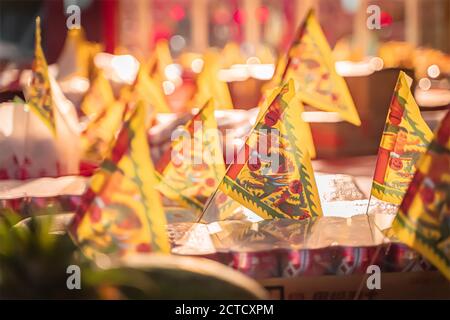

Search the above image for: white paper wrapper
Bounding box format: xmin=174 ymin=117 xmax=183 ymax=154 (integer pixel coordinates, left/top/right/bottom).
xmin=0 ymin=176 xmax=87 ymax=200
xmin=0 ymin=75 xmax=81 ymax=179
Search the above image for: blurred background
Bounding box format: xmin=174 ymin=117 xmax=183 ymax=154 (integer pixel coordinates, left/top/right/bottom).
xmin=1 ymin=0 xmax=449 ymax=63
xmin=1 ymin=0 xmax=449 ymax=159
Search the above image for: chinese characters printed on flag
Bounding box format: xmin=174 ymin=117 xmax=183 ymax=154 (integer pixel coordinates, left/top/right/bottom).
xmin=70 ymin=102 xmax=170 ymax=258
xmin=371 ymin=72 xmax=433 ymax=205
xmin=277 ymin=10 xmax=361 ymax=126
xmin=26 ymin=17 xmax=56 ymax=135
xmin=392 ymin=111 xmax=450 ymax=280
xmin=155 ymin=99 xmax=225 ymax=213
xmin=207 ymin=80 xmax=322 ymax=222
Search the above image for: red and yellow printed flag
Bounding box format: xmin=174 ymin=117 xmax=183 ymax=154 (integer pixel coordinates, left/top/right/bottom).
xmin=279 ymin=10 xmax=361 ymax=126
xmin=70 ymin=102 xmax=170 ymax=258
xmin=80 ymin=70 xmax=115 ymax=121
xmin=57 ymin=27 xmax=101 ymax=81
xmin=26 ymin=17 xmax=56 ymax=135
xmin=155 ymin=99 xmax=226 ymax=213
xmin=153 ymin=40 xmax=173 ymax=79
xmin=213 ymin=79 xmax=322 ymax=221
xmin=371 ymin=72 xmax=433 ymax=205
xmin=257 ymin=86 xmax=316 ymax=159
xmin=81 ymin=98 xmax=127 ymax=163
xmin=133 ymin=68 xmax=170 ymax=114
xmin=392 ymin=111 xmax=450 ymax=280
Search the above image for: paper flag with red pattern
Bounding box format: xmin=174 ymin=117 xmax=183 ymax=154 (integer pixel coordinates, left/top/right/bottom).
xmin=26 ymin=17 xmax=56 ymax=135
xmin=279 ymin=10 xmax=361 ymax=126
xmin=70 ymin=102 xmax=170 ymax=258
xmin=156 ymin=99 xmax=225 ymax=213
xmin=392 ymin=111 xmax=450 ymax=280
xmin=209 ymin=80 xmax=322 ymax=221
xmin=371 ymin=71 xmax=433 ymax=205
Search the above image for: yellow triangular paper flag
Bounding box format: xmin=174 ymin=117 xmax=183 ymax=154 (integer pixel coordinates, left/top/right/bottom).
xmin=133 ymin=68 xmax=170 ymax=114
xmin=81 ymin=97 xmax=127 ymax=163
xmin=371 ymin=72 xmax=433 ymax=205
xmin=192 ymin=51 xmax=233 ymax=110
xmin=156 ymin=99 xmax=226 ymax=213
xmin=392 ymin=111 xmax=450 ymax=279
xmin=80 ymin=69 xmax=115 ymax=120
xmin=26 ymin=17 xmax=56 ymax=136
xmin=70 ymin=102 xmax=170 ymax=258
xmin=280 ymin=10 xmax=361 ymax=126
xmin=209 ymin=80 xmax=322 ymax=221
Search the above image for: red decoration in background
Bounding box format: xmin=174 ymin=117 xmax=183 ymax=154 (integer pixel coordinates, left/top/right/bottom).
xmin=257 ymin=6 xmax=269 ymax=23
xmin=153 ymin=25 xmax=172 ymax=42
xmin=101 ymin=0 xmax=117 ymax=53
xmin=170 ymin=4 xmax=186 ymax=21
xmin=213 ymin=7 xmax=231 ymax=24
xmin=380 ymin=11 xmax=393 ymax=27
xmin=233 ymin=9 xmax=245 ymax=24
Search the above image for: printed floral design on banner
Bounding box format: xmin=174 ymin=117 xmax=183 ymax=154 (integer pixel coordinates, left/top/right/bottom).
xmin=156 ymin=99 xmax=225 ymax=213
xmin=372 ymin=71 xmax=433 ymax=205
xmin=215 ymin=80 xmax=322 ymax=221
xmin=71 ymin=102 xmax=170 ymax=258
xmin=281 ymin=10 xmax=361 ymax=126
xmin=392 ymin=110 xmax=450 ymax=280
xmin=26 ymin=17 xmax=56 ymax=135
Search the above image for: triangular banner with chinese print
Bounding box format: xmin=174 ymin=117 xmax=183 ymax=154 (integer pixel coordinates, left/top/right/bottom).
xmin=26 ymin=17 xmax=56 ymax=135
xmin=208 ymin=80 xmax=322 ymax=221
xmin=155 ymin=99 xmax=226 ymax=213
xmin=392 ymin=110 xmax=450 ymax=280
xmin=279 ymin=10 xmax=361 ymax=126
xmin=257 ymin=86 xmax=316 ymax=159
xmin=371 ymin=72 xmax=433 ymax=205
xmin=80 ymin=69 xmax=115 ymax=121
xmin=70 ymin=102 xmax=170 ymax=258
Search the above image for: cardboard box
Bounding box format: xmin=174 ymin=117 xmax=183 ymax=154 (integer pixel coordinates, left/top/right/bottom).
xmin=260 ymin=271 xmax=450 ymax=300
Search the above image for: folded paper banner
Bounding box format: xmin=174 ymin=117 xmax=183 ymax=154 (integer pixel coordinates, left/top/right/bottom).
xmin=371 ymin=72 xmax=433 ymax=205
xmin=132 ymin=68 xmax=170 ymax=114
xmin=26 ymin=17 xmax=56 ymax=136
xmin=152 ymin=39 xmax=173 ymax=80
xmin=257 ymin=86 xmax=316 ymax=159
xmin=57 ymin=27 xmax=102 ymax=81
xmin=191 ymin=50 xmax=233 ymax=110
xmin=278 ymin=10 xmax=361 ymax=126
xmin=81 ymin=98 xmax=127 ymax=163
xmin=392 ymin=111 xmax=450 ymax=280
xmin=70 ymin=102 xmax=170 ymax=258
xmin=203 ymin=80 xmax=322 ymax=222
xmin=221 ymin=42 xmax=244 ymax=67
xmin=156 ymin=99 xmax=226 ymax=213
xmin=80 ymin=69 xmax=115 ymax=121
xmin=1 ymin=18 xmax=80 ymax=179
